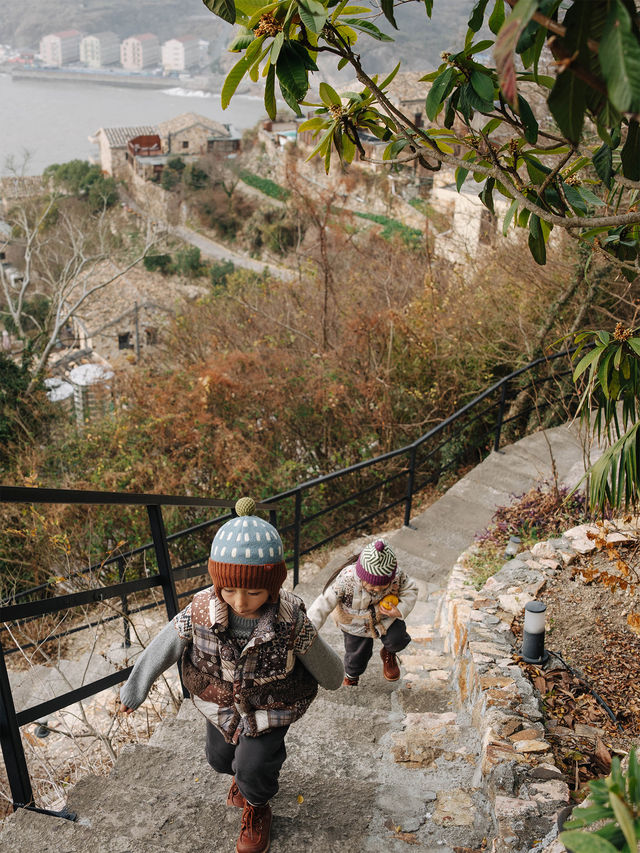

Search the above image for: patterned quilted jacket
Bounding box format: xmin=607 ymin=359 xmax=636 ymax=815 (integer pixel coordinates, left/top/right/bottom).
xmin=177 ymin=587 xmax=319 ymax=742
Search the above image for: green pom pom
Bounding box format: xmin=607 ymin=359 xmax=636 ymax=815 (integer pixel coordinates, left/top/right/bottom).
xmin=235 ymin=497 xmax=256 ymax=516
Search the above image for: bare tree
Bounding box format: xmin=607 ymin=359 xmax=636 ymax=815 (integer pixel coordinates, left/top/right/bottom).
xmin=0 ymin=191 xmax=162 ymax=384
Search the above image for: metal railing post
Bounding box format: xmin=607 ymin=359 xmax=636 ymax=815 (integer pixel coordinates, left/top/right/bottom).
xmin=292 ymin=491 xmax=302 ymax=587
xmin=147 ymin=504 xmax=180 ymax=621
xmin=0 ymin=640 xmax=33 ymax=809
xmin=404 ymin=445 xmax=417 ymax=527
xmin=494 ymin=380 xmax=508 ymax=452
xmin=118 ymin=557 xmax=131 ymax=648
xmin=147 ymin=504 xmax=187 ymax=698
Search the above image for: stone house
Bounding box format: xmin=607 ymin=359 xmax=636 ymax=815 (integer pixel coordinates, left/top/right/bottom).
xmin=88 ymin=125 xmax=156 ymax=178
xmin=90 ymin=113 xmax=241 ymax=179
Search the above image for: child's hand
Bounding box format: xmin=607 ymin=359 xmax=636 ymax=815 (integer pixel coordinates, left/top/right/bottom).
xmin=119 ymin=703 xmax=134 ymax=714
xmin=377 ymin=603 xmax=401 ymax=619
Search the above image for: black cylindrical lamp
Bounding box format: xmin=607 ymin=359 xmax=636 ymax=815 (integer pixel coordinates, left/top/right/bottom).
xmin=521 ymin=600 xmax=549 ymax=664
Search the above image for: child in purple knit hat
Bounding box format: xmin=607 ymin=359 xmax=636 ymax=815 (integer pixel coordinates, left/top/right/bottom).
xmin=307 ymin=539 xmax=418 ymax=685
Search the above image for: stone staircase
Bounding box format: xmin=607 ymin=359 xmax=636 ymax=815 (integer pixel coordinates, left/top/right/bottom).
xmin=0 ymin=422 xmax=595 ymax=853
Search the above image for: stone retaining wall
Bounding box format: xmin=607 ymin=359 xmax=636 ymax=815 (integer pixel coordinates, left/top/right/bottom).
xmin=436 ymin=523 xmax=627 ymax=853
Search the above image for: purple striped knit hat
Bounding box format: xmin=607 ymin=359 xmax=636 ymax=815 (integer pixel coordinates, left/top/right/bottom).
xmin=355 ymin=539 xmax=397 ymax=586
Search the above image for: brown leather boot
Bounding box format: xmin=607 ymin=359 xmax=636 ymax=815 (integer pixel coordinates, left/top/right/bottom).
xmin=380 ymin=648 xmax=400 ymax=681
xmin=227 ymin=777 xmax=245 ymax=808
xmin=236 ymin=802 xmax=272 ymax=853
xmin=343 ymin=674 xmax=359 ymax=686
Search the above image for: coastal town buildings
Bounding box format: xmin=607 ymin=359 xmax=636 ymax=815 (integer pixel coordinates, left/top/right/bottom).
xmin=79 ymin=32 xmax=120 ymax=68
xmin=161 ymin=36 xmax=200 ymax=72
xmin=39 ymin=30 xmax=82 ymax=67
xmin=120 ymin=34 xmax=160 ymax=71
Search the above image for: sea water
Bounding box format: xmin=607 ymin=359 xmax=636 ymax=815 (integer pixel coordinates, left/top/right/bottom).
xmin=0 ymin=73 xmax=268 ymax=176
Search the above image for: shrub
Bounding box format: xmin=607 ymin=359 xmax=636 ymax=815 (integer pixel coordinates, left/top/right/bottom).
xmin=143 ymin=253 xmax=173 ymax=274
xmin=210 ymin=260 xmax=235 ymax=289
xmin=175 ymin=246 xmax=203 ymax=277
xmin=44 ymin=160 xmax=118 ymax=211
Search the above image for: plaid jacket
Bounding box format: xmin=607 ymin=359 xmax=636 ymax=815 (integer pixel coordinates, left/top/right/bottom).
xmin=175 ymin=588 xmax=318 ymax=743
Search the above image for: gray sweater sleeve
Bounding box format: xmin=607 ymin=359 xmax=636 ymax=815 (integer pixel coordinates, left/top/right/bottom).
xmin=120 ymin=620 xmax=189 ymax=710
xmin=296 ymin=629 xmax=344 ymax=690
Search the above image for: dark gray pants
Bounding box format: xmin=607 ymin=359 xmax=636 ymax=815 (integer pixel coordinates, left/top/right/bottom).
xmin=205 ymin=722 xmax=289 ymax=805
xmin=343 ymin=619 xmax=411 ymax=678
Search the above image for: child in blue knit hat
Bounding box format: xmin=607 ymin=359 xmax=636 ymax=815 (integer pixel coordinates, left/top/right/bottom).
xmin=119 ymin=497 xmax=343 ymax=853
xmin=307 ymin=538 xmax=418 ymax=686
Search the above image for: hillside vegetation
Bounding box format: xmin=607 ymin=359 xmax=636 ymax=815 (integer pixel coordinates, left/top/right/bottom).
xmin=2 ymin=137 xmax=635 ymax=598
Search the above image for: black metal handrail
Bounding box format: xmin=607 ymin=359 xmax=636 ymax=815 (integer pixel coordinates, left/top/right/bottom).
xmin=0 ymin=348 xmax=577 ymax=819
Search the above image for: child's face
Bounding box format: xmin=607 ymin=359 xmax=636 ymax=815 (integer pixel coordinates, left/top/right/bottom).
xmin=220 ymin=587 xmax=270 ymax=618
xmin=361 ymin=579 xmax=391 ymax=594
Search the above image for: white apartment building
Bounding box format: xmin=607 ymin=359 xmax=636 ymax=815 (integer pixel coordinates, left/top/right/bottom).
xmin=120 ymin=33 xmax=160 ymax=71
xmin=80 ymin=32 xmax=120 ymax=67
xmin=39 ymin=30 xmax=82 ymax=67
xmin=161 ymin=36 xmax=200 ymax=72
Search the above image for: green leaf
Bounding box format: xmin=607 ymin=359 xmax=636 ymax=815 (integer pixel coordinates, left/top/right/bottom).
xmin=203 ymin=0 xmax=236 ymax=24
xmin=548 ymin=69 xmax=587 ymax=144
xmin=502 ymin=199 xmax=518 ymax=235
xmin=228 ymin=27 xmax=255 ymax=52
xmin=479 ymin=177 xmax=495 ymax=215
xmin=319 ymin=81 xmax=342 ymax=106
xmin=298 ymin=116 xmax=330 ymax=133
xmin=593 ymin=143 xmax=613 ymax=189
xmin=339 ymin=129 xmax=356 ymax=163
xmin=298 ymin=0 xmax=328 ymax=33
xmin=380 ymin=0 xmax=398 ymax=29
xmin=221 ymin=55 xmax=251 ymax=108
xmin=379 ymin=62 xmax=401 ymax=90
xmin=426 ymin=67 xmax=456 ymax=121
xmin=276 ymin=41 xmax=310 ymax=101
xmin=599 ymin=0 xmax=640 ymax=113
xmin=269 ymin=31 xmax=284 ymax=64
xmin=528 ymin=213 xmax=546 ymax=265
xmin=455 ymin=166 xmax=469 ymax=191
xmin=517 ymin=94 xmax=538 ymax=143
xmin=621 ymin=120 xmax=640 ymax=182
xmin=264 ymin=64 xmax=276 ymax=119
xmin=608 ymin=791 xmax=637 ymax=853
xmin=466 ymin=39 xmax=495 ymax=56
xmin=471 ymin=69 xmax=494 ymax=103
xmin=342 ymin=18 xmax=394 ymax=40
xmin=488 ymin=0 xmax=505 ymax=35
xmin=562 ymin=183 xmax=590 ymax=215
xmin=558 ymin=830 xmax=620 ymax=853
xmin=493 ymin=0 xmax=538 ymax=106
xmin=574 ymin=346 xmax=604 ymax=382
xmin=279 ymin=80 xmax=304 ymax=116
xmin=468 ymin=0 xmax=490 ymax=33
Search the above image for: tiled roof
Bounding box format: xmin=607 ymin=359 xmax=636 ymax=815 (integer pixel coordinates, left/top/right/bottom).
xmin=99 ymin=126 xmax=156 ymax=148
xmin=157 ymin=112 xmax=229 ymax=138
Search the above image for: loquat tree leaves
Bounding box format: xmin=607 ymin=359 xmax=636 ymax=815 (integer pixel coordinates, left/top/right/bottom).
xmin=205 ymin=0 xmax=640 ymax=269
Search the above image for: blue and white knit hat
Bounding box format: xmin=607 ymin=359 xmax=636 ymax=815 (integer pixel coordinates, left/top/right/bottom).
xmin=355 ymin=539 xmax=397 ymax=586
xmin=208 ymin=497 xmax=286 ymax=601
